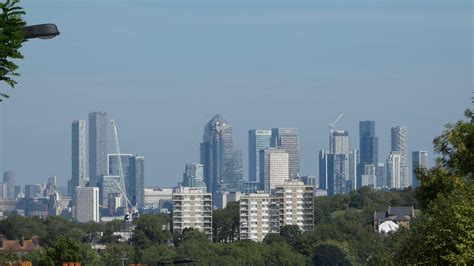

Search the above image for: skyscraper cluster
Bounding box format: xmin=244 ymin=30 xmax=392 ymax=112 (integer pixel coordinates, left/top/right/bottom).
xmin=319 ymin=121 xmax=427 ymax=195
xmin=70 ymin=111 xmax=145 ymax=223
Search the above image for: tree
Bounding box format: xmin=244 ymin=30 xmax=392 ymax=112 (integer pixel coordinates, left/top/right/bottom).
xmin=212 ymin=201 xmax=240 ymax=243
xmin=312 ymin=244 xmax=351 ymax=266
xmin=130 ymin=214 xmax=171 ymax=248
xmin=0 ymin=0 xmax=26 ymax=101
xmin=396 ymin=110 xmax=474 ymax=264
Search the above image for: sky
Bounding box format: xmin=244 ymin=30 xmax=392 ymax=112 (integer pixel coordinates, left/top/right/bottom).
xmin=0 ymin=0 xmax=471 ymax=188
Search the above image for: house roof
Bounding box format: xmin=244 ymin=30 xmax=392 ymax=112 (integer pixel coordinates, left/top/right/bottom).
xmin=388 ymin=206 xmax=413 ymax=216
xmin=374 ymin=211 xmax=387 ymax=221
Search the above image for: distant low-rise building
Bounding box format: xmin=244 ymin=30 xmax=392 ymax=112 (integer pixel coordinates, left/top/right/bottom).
xmin=144 ymin=187 xmax=173 ymax=208
xmin=374 ymin=206 xmax=415 ymax=233
xmin=0 ymin=235 xmax=40 ymax=255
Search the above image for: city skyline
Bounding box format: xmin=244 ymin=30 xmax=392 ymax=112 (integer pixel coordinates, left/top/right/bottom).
xmin=0 ymin=0 xmax=470 ymax=187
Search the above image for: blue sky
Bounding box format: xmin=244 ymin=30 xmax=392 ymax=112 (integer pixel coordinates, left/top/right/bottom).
xmin=0 ymin=0 xmax=471 ymax=187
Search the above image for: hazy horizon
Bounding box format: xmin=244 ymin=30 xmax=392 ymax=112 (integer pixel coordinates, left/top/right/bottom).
xmin=0 ymin=0 xmax=471 ymax=187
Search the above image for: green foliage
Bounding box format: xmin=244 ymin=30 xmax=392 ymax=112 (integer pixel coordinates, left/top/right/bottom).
xmin=395 ymin=109 xmax=474 ymax=264
xmin=312 ymin=244 xmax=351 ymax=266
xmin=0 ymin=0 xmax=26 ymax=101
xmin=212 ymin=201 xmax=240 ymax=243
xmin=130 ymin=214 xmax=171 ymax=249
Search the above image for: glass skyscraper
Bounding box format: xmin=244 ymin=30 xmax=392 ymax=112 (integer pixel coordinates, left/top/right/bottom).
xmin=107 ymin=154 xmax=145 ymax=208
xmin=183 ymin=163 xmax=206 ymax=188
xmin=248 ymin=129 xmax=272 ymax=183
xmin=200 ymin=115 xmax=242 ymax=195
xmin=89 ymin=112 xmax=108 ymax=181
xmin=359 ymin=121 xmax=378 ymax=188
xmin=271 ymin=128 xmax=300 ymax=178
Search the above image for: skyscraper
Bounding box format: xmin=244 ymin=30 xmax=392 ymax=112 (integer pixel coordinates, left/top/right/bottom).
xmin=359 ymin=121 xmax=378 ymax=188
xmin=349 ymin=149 xmax=359 ymax=191
xmin=259 ymin=148 xmax=289 ymax=193
xmin=248 ymin=129 xmax=272 ymax=182
xmin=200 ymin=115 xmax=234 ymax=195
xmin=391 ymin=126 xmax=409 ymax=188
xmin=412 ymin=151 xmax=428 ymax=188
xmin=75 ymin=187 xmax=100 ymax=223
xmin=376 ymin=163 xmax=386 ymax=189
xmin=89 ymin=112 xmax=108 ymax=181
xmin=3 ymin=171 xmax=15 ymax=198
xmin=72 ymin=120 xmax=86 ymax=191
xmin=318 ymin=149 xmax=328 ymax=190
xmin=182 ymin=163 xmax=206 ymax=188
xmin=327 ymin=154 xmax=346 ymax=195
xmin=271 ymin=128 xmax=300 ymax=178
xmin=328 ymin=130 xmax=350 ymax=193
xmin=108 ymin=154 xmax=145 ymax=207
xmin=223 ymin=149 xmax=243 ymax=192
xmin=387 ymin=151 xmax=402 ymax=189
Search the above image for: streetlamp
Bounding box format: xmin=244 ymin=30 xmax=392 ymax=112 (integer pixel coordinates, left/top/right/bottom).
xmin=22 ymin=23 xmax=60 ymax=39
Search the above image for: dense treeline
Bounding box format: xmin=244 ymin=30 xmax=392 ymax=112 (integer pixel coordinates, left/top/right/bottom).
xmin=0 ymin=109 xmax=471 ymax=265
xmin=0 ymin=187 xmax=417 ymax=265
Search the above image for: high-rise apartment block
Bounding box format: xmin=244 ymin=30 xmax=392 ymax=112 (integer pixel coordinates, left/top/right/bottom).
xmin=240 ymin=180 xmax=314 ymax=242
xmin=273 ymin=180 xmax=314 ymax=232
xmin=248 ymin=130 xmax=272 ymax=183
xmin=271 ymin=128 xmax=300 ymax=178
xmin=391 ymin=126 xmax=409 ymax=188
xmin=387 ymin=151 xmax=402 ymax=189
xmin=75 ymin=187 xmax=100 ymax=223
xmin=172 ymin=187 xmax=212 ymax=241
xmin=89 ymin=112 xmax=108 ymax=181
xmin=361 ymin=164 xmax=376 ymax=188
xmin=259 ymin=148 xmax=289 ymax=193
xmin=182 ymin=163 xmax=206 ymax=188
xmin=412 ymin=151 xmax=428 ymax=188
xmin=3 ymin=171 xmax=15 ymax=198
xmin=239 ymin=192 xmax=273 ymax=242
xmin=71 ymin=120 xmax=86 ymax=191
xmin=328 ymin=130 xmax=350 ymax=194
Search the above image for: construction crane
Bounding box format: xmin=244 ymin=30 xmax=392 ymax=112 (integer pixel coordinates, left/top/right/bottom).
xmin=328 ymin=113 xmax=344 ymax=131
xmin=111 ymin=120 xmax=134 ymax=217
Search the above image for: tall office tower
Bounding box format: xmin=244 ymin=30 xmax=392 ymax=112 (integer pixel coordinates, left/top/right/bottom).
xmin=391 ymin=126 xmax=409 ymax=188
xmin=361 ymin=164 xmax=376 ymax=188
xmin=99 ymin=175 xmax=122 ymax=206
xmin=359 ymin=121 xmax=378 ymax=166
xmin=387 ymin=151 xmax=402 ymax=189
xmin=376 ymin=163 xmax=386 ymax=189
xmin=3 ymin=171 xmax=15 ymax=198
xmin=318 ymin=149 xmax=328 ymax=190
xmin=75 ymin=187 xmax=100 ymax=223
xmin=271 ymin=128 xmax=300 ymax=178
xmin=44 ymin=176 xmax=57 ymax=196
xmin=248 ymin=130 xmax=272 ymax=182
xmin=108 ymin=154 xmax=145 ymax=207
xmin=172 ymin=187 xmax=213 ymax=241
xmin=24 ymin=184 xmax=42 ymax=198
xmin=71 ymin=120 xmax=86 ymax=191
xmin=239 ymin=192 xmax=273 ymax=242
xmin=349 ymin=149 xmax=360 ymax=191
xmin=183 ymin=163 xmax=206 ymax=188
xmin=200 ymin=115 xmax=234 ymax=195
xmin=130 ymin=155 xmax=145 ymax=207
xmin=222 ymin=149 xmax=243 ymax=192
xmin=301 ymin=175 xmax=317 ymax=190
xmin=412 ymin=151 xmax=428 ymax=188
xmin=273 ymin=180 xmax=314 ymax=232
xmin=89 ymin=112 xmax=108 ymax=181
xmin=259 ymin=148 xmax=289 ymax=193
xmin=327 ymin=154 xmax=346 ymax=195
